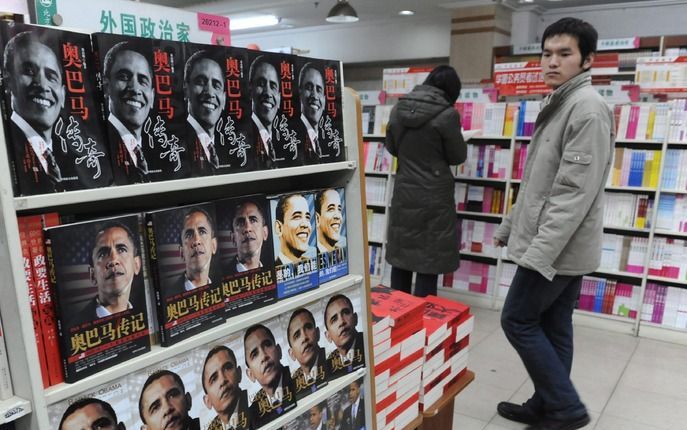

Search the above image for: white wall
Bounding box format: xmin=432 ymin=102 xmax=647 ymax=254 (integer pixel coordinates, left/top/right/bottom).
xmin=232 ymin=15 xmax=452 ymax=63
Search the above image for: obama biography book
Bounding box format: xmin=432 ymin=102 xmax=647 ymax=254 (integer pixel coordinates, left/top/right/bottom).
xmin=315 ymin=187 xmax=349 ymax=285
xmin=215 ymin=194 xmax=277 ymax=318
xmin=0 ymin=21 xmax=114 ymax=196
xmin=92 ymin=33 xmax=191 ymax=185
xmin=46 ymin=214 xmax=151 ymax=383
xmin=295 ymin=57 xmax=346 ymax=165
xmin=145 ymin=202 xmax=226 ymax=346
xmin=269 ymin=191 xmax=319 ymax=299
xmin=246 ymin=50 xmax=304 ymax=170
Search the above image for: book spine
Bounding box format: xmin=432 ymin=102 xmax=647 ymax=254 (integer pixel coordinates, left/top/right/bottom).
xmin=19 ymin=216 xmax=49 ymax=388
xmin=145 ymin=215 xmax=169 ymax=346
xmin=28 ymin=214 xmax=64 ymax=386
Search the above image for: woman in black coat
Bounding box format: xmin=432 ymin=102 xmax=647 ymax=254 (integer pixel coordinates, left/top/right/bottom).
xmin=384 ymin=65 xmax=467 ymax=297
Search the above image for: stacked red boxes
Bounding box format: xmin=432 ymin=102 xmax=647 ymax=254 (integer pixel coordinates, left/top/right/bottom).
xmin=420 ymin=295 xmax=474 ymax=411
xmin=371 ymin=285 xmax=426 ymax=430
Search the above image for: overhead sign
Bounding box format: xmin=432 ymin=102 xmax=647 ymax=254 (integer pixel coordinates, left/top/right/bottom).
xmin=32 ymin=0 xmax=230 ymax=45
xmin=493 ymin=61 xmax=549 ymax=96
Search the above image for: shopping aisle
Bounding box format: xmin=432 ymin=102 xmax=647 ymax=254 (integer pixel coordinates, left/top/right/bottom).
xmin=452 ymin=307 xmax=687 ymax=429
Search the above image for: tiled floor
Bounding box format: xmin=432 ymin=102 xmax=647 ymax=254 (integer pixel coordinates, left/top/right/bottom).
xmin=452 ymin=307 xmax=687 ymax=429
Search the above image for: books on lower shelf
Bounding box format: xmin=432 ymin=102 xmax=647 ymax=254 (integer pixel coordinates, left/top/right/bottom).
xmin=599 ymin=233 xmax=648 ymax=274
xmin=367 ymin=210 xmax=386 ymax=243
xmin=604 ymin=192 xmax=653 ymax=229
xmin=655 ymin=194 xmax=687 ymax=233
xmin=460 ymin=219 xmax=499 ymax=257
xmin=607 ymin=148 xmax=661 ymax=188
xmin=662 ymin=149 xmax=687 ymax=190
xmin=440 ymin=260 xmax=496 ymax=295
xmin=642 ymin=283 xmax=687 ymax=329
xmin=365 ymin=176 xmax=388 ymax=205
xmin=511 ymin=141 xmax=529 ymax=180
xmin=455 ymin=183 xmax=505 ymax=215
xmin=614 ymin=103 xmax=670 ymax=141
xmin=454 ymin=101 xmax=519 ymax=137
xmin=369 ymin=245 xmax=385 ymax=277
xmin=455 ymin=144 xmax=510 ymax=179
xmin=648 ymin=237 xmax=687 ymax=280
xmin=578 ymin=277 xmax=641 ymax=318
xmin=497 ymin=262 xmax=518 ymax=298
xmin=364 ymin=141 xmax=394 ymax=173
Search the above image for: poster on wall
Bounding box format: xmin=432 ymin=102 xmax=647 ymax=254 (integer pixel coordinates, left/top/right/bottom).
xmin=31 ymin=0 xmax=230 ymax=45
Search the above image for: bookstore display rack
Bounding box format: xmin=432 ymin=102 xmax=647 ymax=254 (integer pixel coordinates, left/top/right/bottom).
xmin=438 ymin=99 xmax=687 ymax=346
xmin=362 ymin=134 xmax=393 ymax=285
xmin=0 ymin=88 xmax=375 ymax=429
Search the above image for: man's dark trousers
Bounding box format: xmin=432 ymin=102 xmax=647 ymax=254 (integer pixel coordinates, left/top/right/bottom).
xmin=501 ymin=266 xmax=586 ymax=421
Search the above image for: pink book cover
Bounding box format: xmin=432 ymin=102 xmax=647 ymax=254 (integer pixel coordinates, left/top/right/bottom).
xmin=626 ymin=105 xmax=640 ymax=140
xmin=653 ymin=284 xmax=667 ymax=324
xmin=519 ymin=144 xmax=528 ymax=179
xmin=467 ymin=262 xmax=483 ymax=293
xmin=482 ymin=187 xmax=494 ymax=213
xmin=461 ymin=102 xmax=473 ymax=130
xmin=487 ymin=145 xmax=496 ymax=178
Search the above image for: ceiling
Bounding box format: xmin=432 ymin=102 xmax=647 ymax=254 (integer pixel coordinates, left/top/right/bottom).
xmin=140 ymin=0 xmax=662 ymax=35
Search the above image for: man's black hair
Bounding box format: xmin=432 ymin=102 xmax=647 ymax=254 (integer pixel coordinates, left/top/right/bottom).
xmin=275 ymin=193 xmax=305 ymax=223
xmin=315 ymin=188 xmax=340 ymax=215
xmin=324 ymin=294 xmax=354 ymax=329
xmin=298 ymin=61 xmax=322 ymax=88
xmin=103 ymin=40 xmax=153 ymax=79
xmin=59 ymin=398 xmax=118 ymax=430
xmin=201 ymin=345 xmax=238 ymax=393
xmin=138 ymin=369 xmax=187 ymax=424
xmin=3 ymin=31 xmax=61 ymax=82
xmin=183 ymin=49 xmax=223 ymax=85
xmin=248 ymin=54 xmax=277 ymax=85
xmin=243 ymin=324 xmax=276 ymax=366
xmin=228 ymin=199 xmax=267 ymax=232
xmin=181 ymin=206 xmax=217 ymax=241
xmin=286 ymin=308 xmax=316 ymax=347
xmin=92 ymin=220 xmax=140 ymax=264
xmin=423 ymin=65 xmax=461 ymax=104
xmin=541 ymin=17 xmax=598 ymax=68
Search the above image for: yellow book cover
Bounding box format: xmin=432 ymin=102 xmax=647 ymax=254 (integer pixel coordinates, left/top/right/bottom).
xmin=613 ymin=147 xmax=624 ymax=186
xmin=646 ymin=105 xmax=656 ymax=140
xmin=650 ymin=150 xmax=662 ymax=188
xmin=642 ymin=151 xmax=653 ymax=188
xmin=503 ymin=104 xmax=517 ymax=137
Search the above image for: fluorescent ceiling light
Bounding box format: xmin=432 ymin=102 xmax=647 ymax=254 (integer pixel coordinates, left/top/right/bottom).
xmin=399 ymin=10 xmax=415 ymax=16
xmin=230 ymin=15 xmax=280 ymax=31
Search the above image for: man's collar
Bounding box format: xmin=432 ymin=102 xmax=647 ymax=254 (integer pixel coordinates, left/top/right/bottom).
xmin=545 ymin=70 xmax=591 ymax=105
xmin=108 ymin=113 xmax=140 ymax=145
xmin=187 ymin=115 xmax=214 ymax=145
xmin=300 ymin=114 xmax=318 ymax=143
xmin=95 ymin=297 xmax=133 ymax=318
xmin=252 ymin=113 xmax=272 ymax=144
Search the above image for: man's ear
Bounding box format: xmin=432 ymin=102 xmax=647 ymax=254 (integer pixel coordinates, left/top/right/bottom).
xmin=134 ymin=255 xmax=142 ymax=275
xmin=583 ymin=52 xmax=595 ymax=70
xmin=315 ymin=212 xmax=321 ymax=227
xmin=315 ymin=327 xmax=320 ymax=342
xmin=211 ymin=237 xmax=218 ymax=255
xmin=237 ymin=365 xmax=242 ymax=384
xmin=262 ymin=225 xmax=269 ymax=241
xmin=276 ymin=344 xmax=282 ymax=361
xmin=185 ymin=392 xmax=192 ymax=412
xmin=179 ymin=244 xmax=184 ymax=261
xmin=60 ymin=85 xmax=66 ymax=109
xmin=325 ymin=328 xmax=332 ymax=343
xmin=246 ymin=366 xmax=256 ymax=383
xmin=353 ymin=312 xmax=358 ymax=327
xmin=89 ymin=266 xmax=96 ymax=285
xmin=288 ymin=347 xmax=296 ymax=362
xmin=203 ymin=393 xmax=212 ymax=410
xmin=102 ymin=76 xmax=110 ymax=98
xmin=275 ymin=220 xmax=283 ymax=237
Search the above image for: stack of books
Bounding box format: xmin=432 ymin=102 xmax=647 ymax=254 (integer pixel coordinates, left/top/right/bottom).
xmin=420 ymin=295 xmax=473 ymax=411
xmin=371 ymin=286 xmax=426 ymax=430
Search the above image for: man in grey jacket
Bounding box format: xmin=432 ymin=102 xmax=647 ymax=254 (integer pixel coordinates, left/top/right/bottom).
xmin=494 ymin=18 xmax=613 ymax=430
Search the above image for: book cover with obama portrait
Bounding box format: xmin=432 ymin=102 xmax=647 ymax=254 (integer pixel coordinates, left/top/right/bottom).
xmin=127 ymin=349 xmax=204 ymax=430
xmin=247 ymin=50 xmax=304 ymax=170
xmin=45 ymin=214 xmax=151 ymax=383
xmin=92 ymin=33 xmax=191 ymax=185
xmin=0 ymin=21 xmax=114 ymax=197
xmin=144 ymin=202 xmax=226 ymax=346
xmin=197 ymin=333 xmax=253 ymax=430
xmin=269 ymin=191 xmax=319 ymax=299
xmin=280 ymin=301 xmax=329 ymax=401
xmin=242 ymin=317 xmax=297 ymax=428
xmin=215 ymin=194 xmax=277 ymax=318
xmin=48 ymin=377 xmax=132 ymax=429
xmin=320 ymin=289 xmax=366 ymax=381
xmin=295 ymin=57 xmax=345 ymax=165
xmin=315 ymin=187 xmax=349 ymax=284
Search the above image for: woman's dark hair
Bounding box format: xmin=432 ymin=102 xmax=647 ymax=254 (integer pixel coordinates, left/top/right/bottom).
xmin=423 ymin=65 xmax=461 ymax=104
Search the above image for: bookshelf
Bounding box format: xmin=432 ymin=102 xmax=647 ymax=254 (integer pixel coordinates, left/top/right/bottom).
xmin=362 ymin=134 xmax=393 ymax=285
xmin=441 ymin=100 xmax=687 ymax=346
xmin=0 ymin=88 xmax=376 ymax=429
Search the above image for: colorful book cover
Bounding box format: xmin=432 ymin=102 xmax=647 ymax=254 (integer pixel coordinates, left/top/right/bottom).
xmin=247 ymin=50 xmax=303 ymax=169
xmin=243 ymin=318 xmax=297 ymax=428
xmin=128 ymin=349 xmax=203 ymax=430
xmin=322 ymin=288 xmax=366 ymax=380
xmin=18 ymin=216 xmax=49 ymax=388
xmin=316 ymin=187 xmax=349 ymax=284
xmin=28 ymin=213 xmax=64 ymax=386
xmin=215 ymin=194 xmax=277 ymax=316
xmin=47 ymin=377 xmax=131 ymax=429
xmin=46 ymin=214 xmax=151 ymax=382
xmin=0 ymin=21 xmax=113 ymax=196
xmin=369 ymin=285 xmax=425 ymax=333
xmin=269 ymin=191 xmax=319 ymax=299
xmin=282 ymin=400 xmax=331 ymax=430
xmin=198 ymin=333 xmax=252 ymax=430
xmin=145 ymin=203 xmax=225 ymax=346
xmin=296 ymin=57 xmax=346 ymax=164
xmin=280 ymin=301 xmax=329 ymax=401
xmin=336 ymin=377 xmax=366 ymax=430
xmin=93 ymin=33 xmax=190 ymax=184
